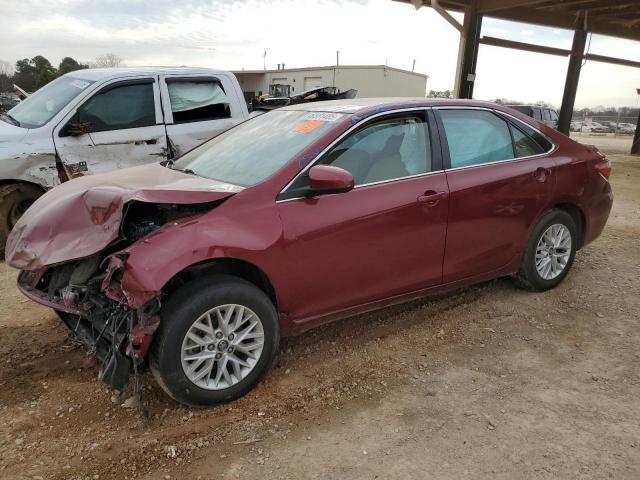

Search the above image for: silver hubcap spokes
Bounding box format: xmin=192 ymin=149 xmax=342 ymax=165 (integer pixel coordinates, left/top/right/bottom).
xmin=535 ymin=223 xmax=572 ymax=280
xmin=181 ymin=304 xmax=264 ymax=390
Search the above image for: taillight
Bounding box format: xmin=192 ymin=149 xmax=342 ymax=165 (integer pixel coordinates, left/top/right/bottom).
xmin=595 ymin=158 xmax=611 ymax=179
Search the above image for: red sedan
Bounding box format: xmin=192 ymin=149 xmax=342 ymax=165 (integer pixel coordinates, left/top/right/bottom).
xmin=6 ymin=99 xmax=613 ymax=406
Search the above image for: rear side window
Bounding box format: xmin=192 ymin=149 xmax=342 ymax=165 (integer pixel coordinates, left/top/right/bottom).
xmin=439 ymin=109 xmax=514 ymax=168
xmin=511 ymin=126 xmax=543 ymax=157
xmin=167 ymin=79 xmax=231 ymax=123
xmin=549 ymin=110 xmax=558 ymax=122
xmin=543 ymin=109 xmax=551 ymax=121
xmin=509 ymin=117 xmax=553 ymax=153
xmin=78 ymin=82 xmax=155 ymax=132
xmin=533 ymin=108 xmax=543 ymax=121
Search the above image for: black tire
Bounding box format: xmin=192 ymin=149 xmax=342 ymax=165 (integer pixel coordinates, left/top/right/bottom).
xmin=0 ymin=183 xmax=43 ymax=259
xmin=150 ymin=274 xmax=279 ymax=406
xmin=512 ymin=209 xmax=577 ymax=292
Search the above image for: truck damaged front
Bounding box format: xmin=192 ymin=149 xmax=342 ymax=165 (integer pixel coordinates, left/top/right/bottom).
xmin=6 ymin=163 xmax=242 ymax=392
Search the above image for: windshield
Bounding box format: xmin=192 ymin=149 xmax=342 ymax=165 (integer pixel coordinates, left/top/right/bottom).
xmin=173 ymin=110 xmax=345 ymax=186
xmin=8 ymin=76 xmax=95 ymax=128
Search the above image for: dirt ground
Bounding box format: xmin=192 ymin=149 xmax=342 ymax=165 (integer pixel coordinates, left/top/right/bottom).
xmin=1 ymin=136 xmax=638 ymax=480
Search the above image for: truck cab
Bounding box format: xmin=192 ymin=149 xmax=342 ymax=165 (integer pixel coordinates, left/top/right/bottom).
xmin=0 ymin=67 xmax=249 ymax=255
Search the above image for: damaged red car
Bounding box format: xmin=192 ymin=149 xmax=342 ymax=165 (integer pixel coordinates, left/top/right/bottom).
xmin=6 ymin=99 xmax=613 ymax=406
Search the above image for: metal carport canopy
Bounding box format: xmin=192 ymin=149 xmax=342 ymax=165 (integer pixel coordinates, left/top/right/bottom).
xmin=394 ymin=0 xmax=640 ymax=154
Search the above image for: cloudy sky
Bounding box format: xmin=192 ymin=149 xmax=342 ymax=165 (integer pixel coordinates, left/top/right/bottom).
xmin=1 ymin=0 xmax=638 ymax=108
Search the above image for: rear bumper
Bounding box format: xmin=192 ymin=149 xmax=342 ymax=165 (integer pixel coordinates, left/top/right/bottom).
xmin=582 ymin=179 xmax=613 ymax=247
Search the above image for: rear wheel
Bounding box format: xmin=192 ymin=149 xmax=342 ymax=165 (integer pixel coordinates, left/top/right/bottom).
xmin=513 ymin=209 xmax=577 ymax=292
xmin=0 ymin=183 xmax=43 ymax=259
xmin=150 ymin=275 xmax=279 ymax=406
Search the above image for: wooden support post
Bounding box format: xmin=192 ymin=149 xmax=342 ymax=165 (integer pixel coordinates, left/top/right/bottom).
xmin=558 ymin=20 xmax=587 ymax=135
xmin=455 ymin=1 xmax=483 ymax=99
xmin=632 ymin=109 xmax=640 ymax=155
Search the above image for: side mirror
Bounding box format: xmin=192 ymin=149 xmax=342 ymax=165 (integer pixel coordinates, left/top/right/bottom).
xmin=66 ymin=121 xmax=92 ymax=136
xmin=307 ymin=165 xmax=354 ymax=196
xmin=60 ymin=116 xmax=92 ymax=137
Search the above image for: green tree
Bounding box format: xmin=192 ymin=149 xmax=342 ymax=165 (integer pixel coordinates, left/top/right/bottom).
xmin=14 ymin=56 xmax=56 ymax=92
xmin=58 ymin=57 xmax=88 ymax=76
xmin=427 ymin=89 xmax=453 ymax=99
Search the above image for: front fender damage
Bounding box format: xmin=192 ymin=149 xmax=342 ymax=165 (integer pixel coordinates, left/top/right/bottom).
xmin=102 ymin=253 xmax=162 ymax=362
xmin=102 ymin=253 xmax=160 ymax=309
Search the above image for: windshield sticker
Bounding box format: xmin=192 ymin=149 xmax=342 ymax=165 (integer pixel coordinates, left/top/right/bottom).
xmin=70 ymin=80 xmax=90 ymax=89
xmin=294 ymin=119 xmax=327 ymax=134
xmin=302 ymin=112 xmax=342 ymax=122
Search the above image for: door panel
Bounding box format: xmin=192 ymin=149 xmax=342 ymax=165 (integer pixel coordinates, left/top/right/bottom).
xmin=83 ymin=126 xmax=168 ymax=175
xmin=54 ymin=77 xmax=167 ymax=178
xmin=436 ymin=108 xmax=556 ymax=282
xmin=443 ymin=157 xmax=555 ymax=282
xmin=277 ymin=173 xmax=449 ymax=321
xmin=160 ymin=75 xmax=242 ymax=157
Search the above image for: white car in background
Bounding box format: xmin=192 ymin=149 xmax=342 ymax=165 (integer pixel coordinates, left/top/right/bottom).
xmin=617 ymin=123 xmax=636 ymax=134
xmin=0 ymin=67 xmax=250 ymax=255
xmin=580 ymin=122 xmax=608 ymax=134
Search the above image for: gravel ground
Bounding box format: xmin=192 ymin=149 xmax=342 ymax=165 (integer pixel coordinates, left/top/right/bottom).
xmin=0 ymin=137 xmax=638 ymax=480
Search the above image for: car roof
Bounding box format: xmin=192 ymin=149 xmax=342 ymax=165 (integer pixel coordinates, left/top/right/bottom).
xmin=506 ymin=104 xmax=556 ymax=111
xmin=64 ymin=66 xmax=231 ymax=82
xmin=279 ymin=97 xmax=507 ymax=114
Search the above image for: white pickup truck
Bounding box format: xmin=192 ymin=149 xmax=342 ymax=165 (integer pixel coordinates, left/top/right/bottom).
xmin=0 ymin=67 xmax=250 ymax=255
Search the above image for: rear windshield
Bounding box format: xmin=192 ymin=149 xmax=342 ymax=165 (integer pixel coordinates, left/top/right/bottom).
xmin=9 ymin=76 xmax=95 ymax=128
xmin=173 ymin=110 xmax=345 ymax=186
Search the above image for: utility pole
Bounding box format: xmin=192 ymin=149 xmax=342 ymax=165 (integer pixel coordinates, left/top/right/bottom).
xmin=263 ymin=51 xmax=267 ymax=70
xmin=412 ymin=59 xmax=416 ymax=72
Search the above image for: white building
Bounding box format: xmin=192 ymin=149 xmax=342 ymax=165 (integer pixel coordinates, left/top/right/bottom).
xmin=232 ymin=65 xmax=428 ymax=103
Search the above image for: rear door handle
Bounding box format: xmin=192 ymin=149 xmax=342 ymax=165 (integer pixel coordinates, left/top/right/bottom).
xmin=417 ymin=190 xmax=447 ymax=206
xmin=534 ymin=167 xmax=552 ymax=182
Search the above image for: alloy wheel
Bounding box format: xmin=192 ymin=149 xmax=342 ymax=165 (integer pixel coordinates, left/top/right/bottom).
xmin=535 ymin=223 xmax=572 ymax=280
xmin=181 ymin=304 xmax=265 ymax=390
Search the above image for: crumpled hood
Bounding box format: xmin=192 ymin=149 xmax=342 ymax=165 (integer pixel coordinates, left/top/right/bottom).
xmin=6 ymin=163 xmax=243 ymax=269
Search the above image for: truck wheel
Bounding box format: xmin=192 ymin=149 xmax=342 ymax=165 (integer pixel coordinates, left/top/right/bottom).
xmin=0 ymin=184 xmax=43 ymax=259
xmin=150 ymin=274 xmax=279 ymax=406
xmin=512 ymin=209 xmax=577 ymax=292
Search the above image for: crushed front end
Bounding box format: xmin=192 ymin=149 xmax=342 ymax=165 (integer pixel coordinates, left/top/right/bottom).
xmin=18 ymin=251 xmax=161 ymax=391
xmin=6 ymin=163 xmax=242 ymax=393
xmin=13 ymin=198 xmax=228 ymax=390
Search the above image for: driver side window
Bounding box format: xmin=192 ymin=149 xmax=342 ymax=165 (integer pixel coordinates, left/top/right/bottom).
xmin=77 ymin=82 xmax=156 ymax=133
xmin=320 ymin=115 xmax=431 ymax=186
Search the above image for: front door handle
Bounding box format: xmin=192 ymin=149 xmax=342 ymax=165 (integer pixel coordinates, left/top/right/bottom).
xmin=417 ymin=190 xmax=446 ymax=206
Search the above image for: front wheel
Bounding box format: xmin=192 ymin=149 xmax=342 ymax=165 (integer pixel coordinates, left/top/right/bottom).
xmin=512 ymin=209 xmax=577 ymax=292
xmin=0 ymin=183 xmax=43 ymax=259
xmin=150 ymin=275 xmax=279 ymax=406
